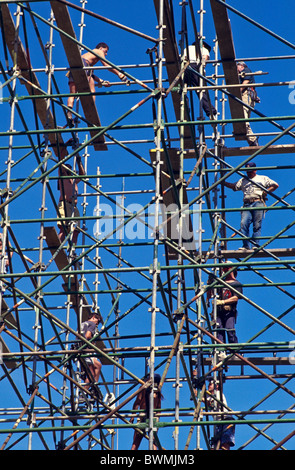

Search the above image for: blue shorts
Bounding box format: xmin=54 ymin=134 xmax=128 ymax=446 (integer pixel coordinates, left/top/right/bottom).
xmin=216 ymin=423 xmax=235 ymax=447
xmin=67 ymin=58 xmax=92 ymax=84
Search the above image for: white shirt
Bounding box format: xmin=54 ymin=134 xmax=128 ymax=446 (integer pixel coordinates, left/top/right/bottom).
xmin=207 ymin=390 xmax=228 ymax=420
xmin=183 ymin=45 xmax=210 ymax=64
xmin=235 ymin=174 xmax=277 ymax=201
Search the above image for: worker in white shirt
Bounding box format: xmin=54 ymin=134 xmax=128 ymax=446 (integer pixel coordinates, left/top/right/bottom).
xmin=223 ymin=162 xmax=279 ymax=250
xmin=183 ymin=40 xmax=217 ymax=118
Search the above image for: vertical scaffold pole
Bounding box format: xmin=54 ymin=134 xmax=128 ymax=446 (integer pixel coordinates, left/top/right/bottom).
xmin=148 ymin=0 xmax=165 ymax=452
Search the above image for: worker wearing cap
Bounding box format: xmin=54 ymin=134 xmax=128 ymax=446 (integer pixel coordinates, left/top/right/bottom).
xmin=183 ymin=40 xmax=217 ymax=118
xmin=223 ymin=162 xmax=279 ymax=250
xmin=237 ymin=61 xmax=260 ymax=146
xmin=207 ymin=264 xmax=242 ymax=348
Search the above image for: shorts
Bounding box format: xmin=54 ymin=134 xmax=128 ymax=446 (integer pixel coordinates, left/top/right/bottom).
xmin=216 ymin=423 xmax=235 ymax=447
xmin=85 ymin=356 xmax=96 ymax=366
xmin=57 ymin=201 xmax=80 ymax=228
xmin=67 ymin=58 xmax=92 ymax=84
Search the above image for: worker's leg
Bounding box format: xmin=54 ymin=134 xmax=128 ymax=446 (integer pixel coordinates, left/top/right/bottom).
xmin=71 ymin=206 xmax=81 ymax=246
xmin=57 ymin=201 xmax=67 ymax=243
xmin=88 ymin=76 xmax=96 ymax=103
xmin=131 ymin=430 xmax=143 ymax=450
xmin=240 ymin=205 xmax=252 ymax=249
xmin=92 ymin=358 xmax=102 ymax=382
xmin=84 ymin=358 xmax=101 ymax=389
xmin=216 ymin=313 xmax=226 ymax=343
xmin=67 ymin=81 xmax=76 ymax=115
xmin=199 ymin=90 xmax=217 ymax=117
xmin=224 ymin=312 xmax=238 ymax=344
xmin=242 ymin=91 xmax=258 ymax=145
xmin=58 ymin=227 xmax=66 ymax=243
xmin=66 ymin=81 xmax=76 ymax=127
xmin=251 ymin=202 xmax=265 ymax=245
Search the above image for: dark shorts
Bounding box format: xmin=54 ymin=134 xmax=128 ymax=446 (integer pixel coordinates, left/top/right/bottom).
xmin=216 ymin=423 xmax=235 ymax=447
xmin=67 ymin=58 xmax=92 ymax=84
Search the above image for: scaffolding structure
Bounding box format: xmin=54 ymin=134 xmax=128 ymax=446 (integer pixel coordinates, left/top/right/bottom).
xmin=0 ymin=0 xmax=294 ymax=451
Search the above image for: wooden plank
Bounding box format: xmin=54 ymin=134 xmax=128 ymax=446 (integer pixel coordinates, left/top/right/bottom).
xmin=0 ymin=4 xmax=64 ymax=154
xmin=44 ymin=227 xmax=83 ymax=310
xmin=50 ymin=1 xmax=107 ymax=151
xmin=153 ymin=0 xmax=196 ymax=149
xmin=150 ymin=148 xmax=196 ymax=259
xmin=0 ymin=335 xmax=17 ymax=369
xmin=202 ymin=248 xmax=295 ymax=260
xmin=210 ymin=0 xmax=247 ymax=140
xmin=182 ymin=144 xmax=295 ymax=159
xmin=221 ymin=144 xmax=295 ymax=157
xmin=202 ymin=356 xmax=291 ymax=366
xmin=44 ymin=226 xmax=70 ymax=281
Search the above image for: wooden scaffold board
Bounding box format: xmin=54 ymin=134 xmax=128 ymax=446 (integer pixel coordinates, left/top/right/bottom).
xmin=50 ymin=1 xmax=107 ymax=151
xmin=149 ymin=148 xmax=196 ymax=259
xmin=0 ymin=3 xmax=64 ymax=155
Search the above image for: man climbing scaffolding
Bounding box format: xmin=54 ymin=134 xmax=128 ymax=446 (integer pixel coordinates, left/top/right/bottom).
xmin=79 ymin=312 xmax=102 ymax=400
xmin=183 ymin=40 xmax=217 ymax=119
xmin=66 ymin=42 xmax=129 ymax=127
xmin=237 ymin=61 xmax=261 ymax=147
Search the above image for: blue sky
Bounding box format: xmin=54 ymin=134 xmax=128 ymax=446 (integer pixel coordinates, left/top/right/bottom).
xmin=0 ymin=0 xmax=294 ymax=451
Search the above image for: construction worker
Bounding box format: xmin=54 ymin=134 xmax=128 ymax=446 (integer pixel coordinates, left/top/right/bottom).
xmin=223 ymin=161 xmax=279 ymax=250
xmin=66 ymin=42 xmax=128 ymax=127
xmin=206 ymin=380 xmax=235 ymax=450
xmin=183 ymin=40 xmax=217 ymax=118
xmin=57 ymin=146 xmax=85 ymax=247
xmin=79 ymin=312 xmax=102 ymax=398
xmin=237 ymin=61 xmax=260 ymax=146
xmin=207 ymin=264 xmax=243 ymax=359
xmin=130 ymin=374 xmax=163 ymax=450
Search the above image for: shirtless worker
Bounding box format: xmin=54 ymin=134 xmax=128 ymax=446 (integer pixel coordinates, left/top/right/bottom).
xmin=67 ymin=42 xmax=128 ymax=126
xmin=57 ymin=146 xmax=85 ymax=247
xmin=130 ymin=374 xmax=163 ymax=450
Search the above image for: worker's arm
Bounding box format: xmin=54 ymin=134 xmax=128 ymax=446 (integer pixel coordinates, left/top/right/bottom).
xmin=84 ymin=330 xmax=93 ymax=341
xmin=99 ymin=50 xmax=128 ymax=83
xmin=222 ymin=180 xmax=237 ymax=190
xmin=93 ymin=75 xmax=111 ymax=88
xmin=74 ymin=155 xmax=86 ymax=185
xmin=267 ymin=183 xmax=279 ymax=193
xmin=58 ymin=146 xmax=69 ymax=176
xmin=241 ymin=78 xmax=250 ymax=93
xmin=76 ymin=155 xmax=85 ymax=177
xmin=216 ymin=295 xmax=239 ymax=307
